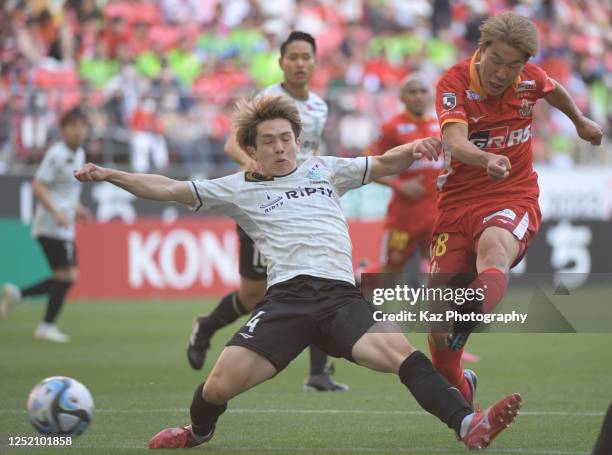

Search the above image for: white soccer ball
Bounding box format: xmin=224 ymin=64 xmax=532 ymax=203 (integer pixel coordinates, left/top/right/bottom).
xmin=27 ymin=376 xmax=94 ymax=436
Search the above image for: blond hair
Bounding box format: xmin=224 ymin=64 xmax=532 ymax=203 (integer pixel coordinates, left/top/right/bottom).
xmin=234 ymin=95 xmax=302 ymax=151
xmin=478 ymin=12 xmax=538 ymax=59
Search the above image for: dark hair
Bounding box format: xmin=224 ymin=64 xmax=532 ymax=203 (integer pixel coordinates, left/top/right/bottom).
xmin=60 ymin=106 xmax=88 ymax=128
xmin=280 ymin=31 xmax=317 ymax=58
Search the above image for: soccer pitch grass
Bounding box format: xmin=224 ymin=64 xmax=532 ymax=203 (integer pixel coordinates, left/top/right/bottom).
xmin=1 ymin=293 xmax=610 ymax=454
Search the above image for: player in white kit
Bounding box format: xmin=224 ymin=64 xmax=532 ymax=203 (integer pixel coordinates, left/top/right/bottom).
xmin=1 ymin=107 xmax=92 ymax=342
xmin=186 ymin=31 xmax=346 ymax=392
xmin=75 ymin=94 xmax=522 ymax=451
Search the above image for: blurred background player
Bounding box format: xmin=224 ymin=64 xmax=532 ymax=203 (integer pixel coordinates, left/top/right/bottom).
xmin=428 ymin=12 xmax=603 ymax=404
xmin=186 ymin=31 xmax=348 ymax=392
xmin=1 ymin=107 xmax=93 ymax=342
xmin=363 ymin=74 xmax=442 ymax=281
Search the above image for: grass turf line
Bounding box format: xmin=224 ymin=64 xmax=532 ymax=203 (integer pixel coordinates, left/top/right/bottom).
xmin=0 ymin=295 xmax=609 ymax=454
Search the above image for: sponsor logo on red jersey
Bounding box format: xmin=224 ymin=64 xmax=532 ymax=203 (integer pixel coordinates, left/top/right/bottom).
xmin=465 ymin=89 xmax=484 ymax=101
xmin=469 ymin=127 xmax=510 ymax=150
xmin=469 ymin=125 xmax=532 ymax=150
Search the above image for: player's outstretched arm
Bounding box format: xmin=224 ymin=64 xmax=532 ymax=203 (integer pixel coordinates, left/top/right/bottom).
xmin=369 ymin=137 xmax=441 ymax=180
xmin=544 ymin=79 xmax=603 ymax=146
xmin=74 ymin=163 xmax=194 ymax=206
xmin=443 ymin=122 xmax=510 ymax=181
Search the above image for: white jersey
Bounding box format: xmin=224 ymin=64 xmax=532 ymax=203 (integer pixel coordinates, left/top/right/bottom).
xmin=259 ymin=84 xmax=328 ymax=164
xmin=32 ymin=142 xmax=86 ymax=240
xmin=190 ymin=156 xmax=372 ymax=287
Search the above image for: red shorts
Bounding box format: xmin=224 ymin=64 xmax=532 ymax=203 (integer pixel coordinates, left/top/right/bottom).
xmin=429 ymin=202 xmax=541 ymax=285
xmin=380 ymin=224 xmax=433 ymax=268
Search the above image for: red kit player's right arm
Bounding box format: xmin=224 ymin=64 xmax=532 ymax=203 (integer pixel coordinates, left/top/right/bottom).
xmin=436 ymin=73 xmax=510 ymax=182
xmin=443 ymin=123 xmax=510 ymax=181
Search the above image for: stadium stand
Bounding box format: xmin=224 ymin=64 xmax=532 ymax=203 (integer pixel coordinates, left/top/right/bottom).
xmin=0 ymin=0 xmax=609 ymax=176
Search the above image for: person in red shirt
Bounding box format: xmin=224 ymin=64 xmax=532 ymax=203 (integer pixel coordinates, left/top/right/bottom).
xmin=365 ymin=74 xmax=442 ymax=278
xmin=360 ymin=75 xmax=481 ymax=365
xmin=429 ymin=12 xmax=603 ymax=405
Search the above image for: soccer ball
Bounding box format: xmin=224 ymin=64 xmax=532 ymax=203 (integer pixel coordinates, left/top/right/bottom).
xmin=27 ymin=376 xmax=94 ymax=436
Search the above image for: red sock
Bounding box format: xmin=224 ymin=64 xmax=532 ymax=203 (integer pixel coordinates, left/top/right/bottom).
xmin=428 ymin=337 xmax=462 ymax=384
xmin=427 ymin=339 xmax=472 ymax=403
xmin=470 ymin=268 xmax=508 ymax=314
xmin=427 ymin=338 xmax=471 ymax=401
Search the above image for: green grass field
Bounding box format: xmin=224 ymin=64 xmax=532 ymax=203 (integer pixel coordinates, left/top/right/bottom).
xmin=0 ymin=294 xmax=610 ymax=454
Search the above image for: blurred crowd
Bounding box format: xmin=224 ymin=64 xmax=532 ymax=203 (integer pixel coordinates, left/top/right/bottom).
xmin=0 ymin=0 xmax=610 ymax=176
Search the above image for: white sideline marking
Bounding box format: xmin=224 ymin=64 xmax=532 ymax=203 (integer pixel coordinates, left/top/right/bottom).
xmin=189 ymin=448 xmax=586 ymax=455
xmin=1 ymin=408 xmax=604 ymax=417
xmin=15 ymin=444 xmax=589 ymax=454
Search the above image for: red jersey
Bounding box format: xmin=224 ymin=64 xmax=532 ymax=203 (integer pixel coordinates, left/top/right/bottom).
xmin=367 ymin=111 xmax=442 ymax=230
xmin=435 ymin=52 xmax=555 ymax=210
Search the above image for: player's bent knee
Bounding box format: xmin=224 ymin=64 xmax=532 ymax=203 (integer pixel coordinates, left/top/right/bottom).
xmin=386 ymin=332 xmax=415 ymax=359
xmin=70 ymin=269 xmax=79 ymax=283
xmin=238 ymin=279 xmax=267 ymax=309
xmin=480 ymin=244 xmax=509 ymax=269
xmin=379 ymin=334 xmax=415 ymax=373
xmin=240 ymin=296 xmax=259 ymax=311
xmin=202 ymin=376 xmax=234 ymax=405
xmin=478 ymin=228 xmax=519 ymax=270
xmin=53 ymin=268 xmax=78 ymax=283
xmin=353 ymin=330 xmax=415 ymax=373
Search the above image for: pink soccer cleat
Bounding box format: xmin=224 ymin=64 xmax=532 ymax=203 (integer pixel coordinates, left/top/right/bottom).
xmin=148 ymin=425 xmax=214 ymax=449
xmin=462 ymin=393 xmax=522 ymax=450
xmin=461 ymin=350 xmax=481 ymax=363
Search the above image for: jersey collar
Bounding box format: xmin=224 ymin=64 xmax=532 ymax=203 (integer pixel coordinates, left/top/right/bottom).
xmin=469 ymin=50 xmax=521 ymax=99
xmin=280 ymin=83 xmax=310 ymax=102
xmin=273 ymin=166 xmax=299 ymax=179
xmin=244 ymin=167 xmax=298 ymax=182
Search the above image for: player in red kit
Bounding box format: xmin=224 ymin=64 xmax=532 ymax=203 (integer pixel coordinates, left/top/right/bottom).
xmin=365 ymin=74 xmax=442 ymax=279
xmin=428 ymin=12 xmax=603 ymax=404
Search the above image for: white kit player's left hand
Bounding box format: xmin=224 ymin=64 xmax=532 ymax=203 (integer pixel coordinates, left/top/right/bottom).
xmin=412 ymin=137 xmax=442 ymax=161
xmin=74 ymin=163 xmax=111 ymax=182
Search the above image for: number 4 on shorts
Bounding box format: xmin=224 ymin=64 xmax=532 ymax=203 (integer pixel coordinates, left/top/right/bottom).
xmin=245 ymin=310 xmax=265 ymax=333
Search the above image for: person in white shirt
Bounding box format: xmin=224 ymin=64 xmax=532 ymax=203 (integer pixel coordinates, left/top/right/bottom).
xmin=75 ymin=94 xmax=521 ymax=450
xmin=187 ymin=31 xmax=344 ymax=392
xmin=2 ymin=107 xmax=93 ymax=343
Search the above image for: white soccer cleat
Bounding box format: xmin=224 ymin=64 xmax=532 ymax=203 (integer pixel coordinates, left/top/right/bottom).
xmin=34 ymin=323 xmax=71 ymax=343
xmin=1 ymin=283 xmax=22 ymax=320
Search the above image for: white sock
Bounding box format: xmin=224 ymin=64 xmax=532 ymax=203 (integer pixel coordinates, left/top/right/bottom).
xmin=189 ymin=425 xmax=212 ymax=443
xmin=38 ymin=322 xmax=54 ymax=330
xmin=460 ymin=413 xmax=475 ymax=438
